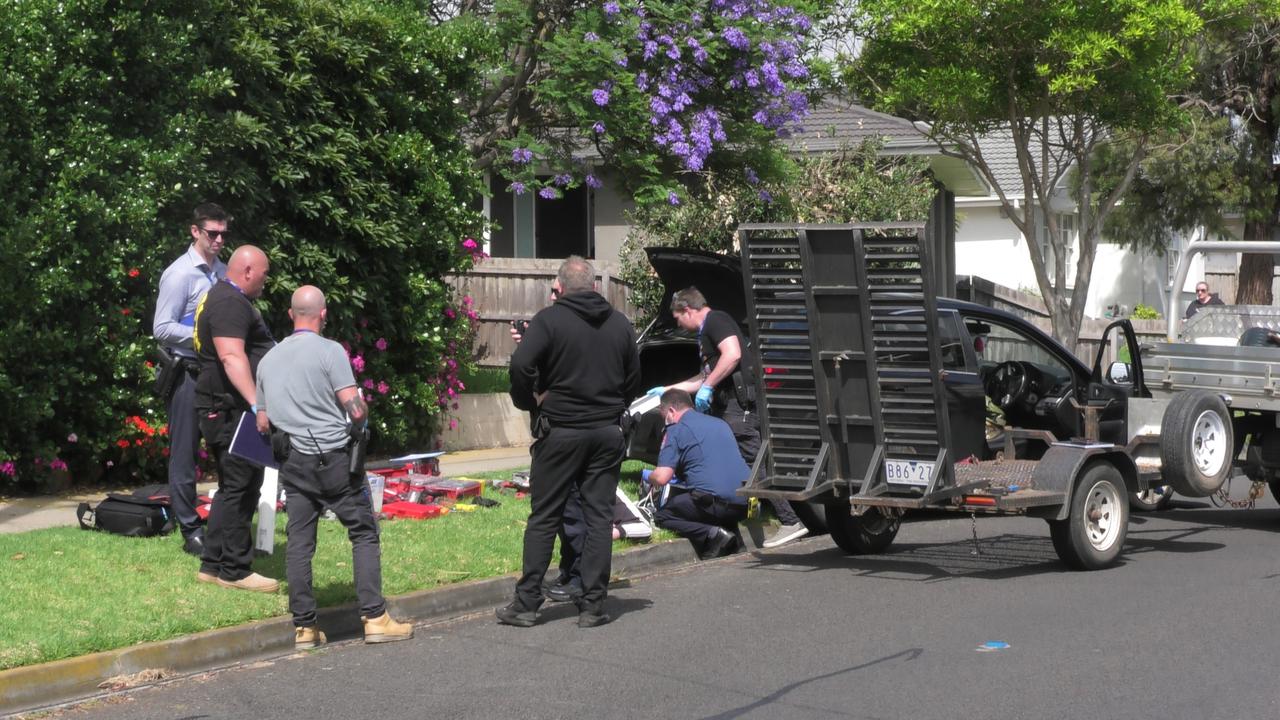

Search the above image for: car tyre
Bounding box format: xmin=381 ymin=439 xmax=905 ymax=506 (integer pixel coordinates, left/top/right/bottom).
xmin=1048 ymin=462 xmax=1128 ymax=570
xmin=824 ymin=500 xmax=898 ymax=555
xmin=1160 ymin=390 xmax=1233 ymax=498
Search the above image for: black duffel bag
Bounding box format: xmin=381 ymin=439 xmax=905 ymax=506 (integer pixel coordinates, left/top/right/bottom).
xmin=77 ymin=489 xmax=175 ymax=537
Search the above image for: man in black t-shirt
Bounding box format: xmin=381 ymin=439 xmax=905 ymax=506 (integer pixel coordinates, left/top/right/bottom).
xmin=192 ymin=245 xmax=278 ymax=593
xmin=650 ymin=286 xmax=811 ymax=549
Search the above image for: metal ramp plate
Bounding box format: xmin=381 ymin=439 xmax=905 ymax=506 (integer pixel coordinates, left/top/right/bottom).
xmin=736 ymin=222 xmax=953 ymax=505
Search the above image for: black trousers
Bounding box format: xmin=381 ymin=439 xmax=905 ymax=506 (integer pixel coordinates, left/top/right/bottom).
xmin=555 ymin=486 xmax=585 ymax=583
xmin=165 ymin=370 xmax=202 ymax=537
xmin=718 ymin=398 xmax=800 ymax=526
xmin=281 ymin=449 xmax=385 ymax=627
xmin=516 ymin=424 xmax=626 ymax=612
xmin=654 ymin=490 xmax=747 ymax=549
xmin=198 ymin=409 xmax=264 ymax=581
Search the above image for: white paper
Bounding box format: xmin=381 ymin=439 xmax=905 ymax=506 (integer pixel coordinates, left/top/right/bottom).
xmin=255 ymin=466 xmax=279 ymax=555
xmin=387 ymin=451 xmax=446 ymax=462
xmin=629 ymin=393 xmax=661 ymax=417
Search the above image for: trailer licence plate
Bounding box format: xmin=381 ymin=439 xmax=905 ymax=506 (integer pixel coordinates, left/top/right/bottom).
xmin=884 ymin=459 xmax=934 ymax=486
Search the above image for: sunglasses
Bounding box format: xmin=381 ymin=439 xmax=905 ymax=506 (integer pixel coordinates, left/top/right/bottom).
xmin=1196 ymin=288 xmax=1208 ymax=294
xmin=201 ymin=227 xmax=229 ymax=240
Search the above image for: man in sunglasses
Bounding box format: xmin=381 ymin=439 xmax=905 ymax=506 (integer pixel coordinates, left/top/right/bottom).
xmin=1184 ymin=281 xmax=1224 ymax=320
xmin=153 ymin=203 xmax=230 ymax=556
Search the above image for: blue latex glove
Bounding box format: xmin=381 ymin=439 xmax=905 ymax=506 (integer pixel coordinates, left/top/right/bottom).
xmin=646 ymin=385 xmax=665 ymax=397
xmin=695 ymin=384 xmax=713 ymax=412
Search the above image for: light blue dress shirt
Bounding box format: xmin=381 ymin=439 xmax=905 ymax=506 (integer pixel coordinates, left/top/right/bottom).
xmin=153 ymin=245 xmax=227 ymax=358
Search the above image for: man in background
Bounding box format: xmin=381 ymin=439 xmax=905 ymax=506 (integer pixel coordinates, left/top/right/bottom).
xmin=153 ymin=203 xmax=229 ymax=555
xmin=1184 ymin=280 xmax=1225 ymax=320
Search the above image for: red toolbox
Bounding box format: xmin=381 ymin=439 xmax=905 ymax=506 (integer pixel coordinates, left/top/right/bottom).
xmin=381 ymin=501 xmax=447 ymax=520
xmin=423 ymin=478 xmax=483 ymax=499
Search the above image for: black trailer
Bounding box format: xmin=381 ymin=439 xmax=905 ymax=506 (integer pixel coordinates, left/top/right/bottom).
xmin=736 ymin=222 xmax=1154 ymax=569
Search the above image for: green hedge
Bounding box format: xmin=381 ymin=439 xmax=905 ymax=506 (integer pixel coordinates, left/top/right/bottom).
xmin=0 ymin=0 xmax=487 ymax=489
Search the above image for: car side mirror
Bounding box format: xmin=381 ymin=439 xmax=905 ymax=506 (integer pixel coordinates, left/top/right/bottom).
xmin=1107 ymin=361 xmax=1131 ymax=384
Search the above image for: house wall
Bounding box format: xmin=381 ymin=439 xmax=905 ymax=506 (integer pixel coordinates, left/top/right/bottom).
xmin=593 ymin=179 xmax=634 ymax=266
xmin=954 ymin=205 xmax=1037 ymax=292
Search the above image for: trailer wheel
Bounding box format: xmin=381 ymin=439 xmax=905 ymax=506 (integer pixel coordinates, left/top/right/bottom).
xmin=790 ymin=501 xmax=828 ymax=535
xmin=1048 ymin=463 xmax=1128 ymax=570
xmin=1129 ymin=485 xmax=1173 ymax=512
xmin=824 ymin=500 xmax=899 ymax=555
xmin=1160 ymin=390 xmax=1234 ymax=498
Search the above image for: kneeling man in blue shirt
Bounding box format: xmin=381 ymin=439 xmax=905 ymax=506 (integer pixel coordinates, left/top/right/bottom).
xmin=649 ymin=389 xmax=749 ymax=559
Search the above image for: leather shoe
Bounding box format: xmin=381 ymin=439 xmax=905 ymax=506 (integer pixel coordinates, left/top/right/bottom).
xmin=495 ymin=601 xmax=539 ymax=628
xmin=699 ymin=527 xmax=739 ymax=560
xmin=546 ymin=579 xmax=583 ymax=603
xmin=182 ymin=533 xmax=205 ymax=557
xmin=577 ymin=609 xmax=611 ymax=628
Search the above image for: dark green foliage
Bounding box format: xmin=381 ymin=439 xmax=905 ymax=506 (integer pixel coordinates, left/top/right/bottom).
xmin=0 ymin=0 xmax=485 ymax=489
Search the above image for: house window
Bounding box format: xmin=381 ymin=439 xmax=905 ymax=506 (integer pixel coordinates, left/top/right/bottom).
xmin=1038 ymin=212 xmax=1078 ymax=281
xmin=486 ymin=175 xmax=595 ymax=259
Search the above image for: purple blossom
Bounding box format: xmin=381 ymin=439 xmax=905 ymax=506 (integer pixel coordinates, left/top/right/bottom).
xmin=592 ymin=121 xmax=606 ymax=134
xmin=538 ymin=187 xmax=558 ymax=199
xmin=616 ymin=55 xmax=628 ymax=68
xmin=603 ymin=1 xmax=619 ymax=16
xmin=592 ymin=87 xmax=611 ymax=106
xmin=745 ymin=167 xmax=759 ymax=184
xmin=585 ymin=174 xmax=602 ymax=189
xmin=584 ymin=31 xmax=599 ymax=42
xmin=509 ymin=181 xmax=527 ymax=196
xmin=511 ymin=147 xmax=533 ymax=164
xmin=722 ymin=26 xmax=749 ymax=50
xmin=758 ymin=190 xmax=774 ymax=204
xmin=667 ymin=192 xmax=681 ymax=206
xmin=0 ymin=461 xmax=13 ymax=477
xmin=553 ymin=173 xmax=572 ymax=186
xmin=375 ymin=337 xmax=388 ymax=351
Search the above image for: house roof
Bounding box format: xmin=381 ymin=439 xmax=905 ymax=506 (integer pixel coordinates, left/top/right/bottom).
xmin=787 ymin=101 xmax=991 ymax=197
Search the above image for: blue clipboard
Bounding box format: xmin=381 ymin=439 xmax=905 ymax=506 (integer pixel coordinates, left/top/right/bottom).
xmin=229 ymin=411 xmax=278 ymax=469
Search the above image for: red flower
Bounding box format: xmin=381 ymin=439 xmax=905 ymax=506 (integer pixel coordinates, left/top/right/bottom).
xmin=116 ymin=440 xmax=130 ymax=448
xmin=121 ymin=308 xmax=131 ymax=315
xmin=127 ymin=268 xmax=140 ymax=278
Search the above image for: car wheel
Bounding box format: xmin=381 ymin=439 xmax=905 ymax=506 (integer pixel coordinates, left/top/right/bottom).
xmin=1048 ymin=462 xmax=1128 ymax=570
xmin=1129 ymin=485 xmax=1173 ymax=512
xmin=1160 ymin=390 xmax=1233 ymax=498
xmin=824 ymin=500 xmax=898 ymax=555
xmin=790 ymin=500 xmax=827 ymax=535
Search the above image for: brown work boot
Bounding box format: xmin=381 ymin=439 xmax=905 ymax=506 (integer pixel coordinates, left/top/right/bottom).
xmin=196 ymin=571 xmax=218 ymax=584
xmin=362 ymin=612 xmax=414 ymax=644
xmin=215 ymin=572 xmax=279 ymax=593
xmin=295 ymin=626 xmax=327 ymax=650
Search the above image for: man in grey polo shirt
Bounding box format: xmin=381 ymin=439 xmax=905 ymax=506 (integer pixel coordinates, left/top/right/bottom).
xmin=255 ymin=285 xmax=412 ymax=650
xmin=153 ymin=202 xmax=229 ymax=555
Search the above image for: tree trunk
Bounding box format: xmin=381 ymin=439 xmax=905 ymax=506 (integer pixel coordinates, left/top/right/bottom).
xmin=1237 ymin=219 xmax=1275 ymax=304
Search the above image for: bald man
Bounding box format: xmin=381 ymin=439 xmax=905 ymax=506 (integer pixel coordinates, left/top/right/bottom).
xmin=193 ymin=244 xmax=279 ymax=592
xmin=255 ymin=286 xmax=412 ymax=649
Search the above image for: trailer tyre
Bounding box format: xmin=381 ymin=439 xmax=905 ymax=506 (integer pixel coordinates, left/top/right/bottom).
xmin=1160 ymin=390 xmax=1233 ymax=497
xmin=824 ymin=500 xmax=899 ymax=555
xmin=790 ymin=501 xmax=828 ymax=535
xmin=1048 ymin=462 xmax=1128 ymax=570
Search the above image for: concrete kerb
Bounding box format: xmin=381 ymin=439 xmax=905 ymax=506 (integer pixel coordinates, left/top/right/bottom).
xmin=0 ymin=538 xmax=700 ymax=717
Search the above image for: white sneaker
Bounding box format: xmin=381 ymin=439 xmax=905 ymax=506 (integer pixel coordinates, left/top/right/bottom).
xmin=763 ymin=523 xmax=809 ymax=549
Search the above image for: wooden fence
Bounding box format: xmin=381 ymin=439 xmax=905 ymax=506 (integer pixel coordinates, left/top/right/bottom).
xmin=448 ymin=258 xmax=636 ymax=367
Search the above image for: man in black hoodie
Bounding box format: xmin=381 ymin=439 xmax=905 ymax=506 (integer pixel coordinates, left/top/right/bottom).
xmin=498 ymin=256 xmax=642 ymax=628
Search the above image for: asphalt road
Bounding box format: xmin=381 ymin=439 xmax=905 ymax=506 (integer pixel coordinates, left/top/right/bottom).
xmin=58 ymin=490 xmax=1280 ymax=720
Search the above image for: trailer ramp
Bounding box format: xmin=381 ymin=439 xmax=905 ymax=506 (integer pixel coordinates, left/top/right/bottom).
xmin=736 ymin=223 xmax=955 ymax=508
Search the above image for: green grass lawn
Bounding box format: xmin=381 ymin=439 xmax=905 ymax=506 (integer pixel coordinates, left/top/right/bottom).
xmin=0 ymin=462 xmax=667 ymax=671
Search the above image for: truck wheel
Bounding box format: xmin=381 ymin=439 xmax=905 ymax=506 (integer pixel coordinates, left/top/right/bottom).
xmin=790 ymin=501 xmax=828 ymax=535
xmin=824 ymin=500 xmax=899 ymax=555
xmin=1160 ymin=390 xmax=1234 ymax=497
xmin=1129 ymin=485 xmax=1173 ymax=512
xmin=1048 ymin=462 xmax=1128 ymax=570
